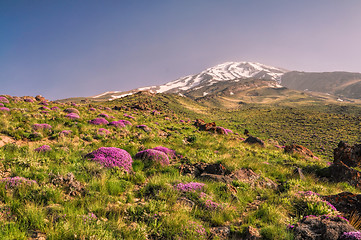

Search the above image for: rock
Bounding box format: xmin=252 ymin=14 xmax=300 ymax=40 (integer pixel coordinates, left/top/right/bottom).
xmin=322 ymin=192 xmax=361 ymax=217
xmin=35 ymin=95 xmax=47 ymax=102
xmin=244 ymin=226 xmax=261 ymax=240
xmin=244 ymin=136 xmax=265 ymax=147
xmin=292 ymin=215 xmax=356 ymax=240
xmin=49 ymin=172 xmax=86 ymax=196
xmin=334 ymin=141 xmax=361 ymax=167
xmin=177 ymin=197 xmax=195 ymax=208
xmin=284 ymin=144 xmax=314 ymax=158
xmin=328 ymin=161 xmax=361 ymax=189
xmin=180 ymin=163 xmax=277 ymax=189
xmin=193 ymin=119 xmax=227 ymax=135
xmin=294 ymin=167 xmax=305 ymax=180
xmin=210 ymin=226 xmax=231 ymax=239
xmin=136 ymin=125 xmax=152 ymax=132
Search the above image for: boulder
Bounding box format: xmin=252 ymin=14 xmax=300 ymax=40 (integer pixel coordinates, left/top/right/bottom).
xmin=292 ymin=215 xmax=356 ymax=240
xmin=334 ymin=141 xmax=361 ymax=167
xmin=244 ymin=136 xmax=265 ymax=147
xmin=328 ymin=161 xmax=361 ymax=189
xmin=210 ymin=226 xmax=231 ymax=239
xmin=284 ymin=144 xmax=314 ymax=158
xmin=49 ymin=172 xmax=86 ymax=196
xmin=244 ymin=226 xmax=261 ymax=240
xmin=323 ymin=192 xmax=361 ymax=217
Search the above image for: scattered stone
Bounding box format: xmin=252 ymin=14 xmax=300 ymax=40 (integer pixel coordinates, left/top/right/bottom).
xmin=35 ymin=95 xmax=47 ymax=102
xmin=210 ymin=226 xmax=231 ymax=239
xmin=49 ymin=172 xmax=86 ymax=196
xmin=328 ymin=161 xmax=361 ymax=189
xmin=294 ymin=167 xmax=305 ymax=180
xmin=244 ymin=136 xmax=265 ymax=147
xmin=194 ymin=119 xmax=227 ymax=135
xmin=177 ymin=197 xmax=195 ymax=208
xmin=136 ymin=125 xmax=152 ymax=132
xmin=292 ymin=215 xmax=356 ymax=240
xmin=284 ymin=144 xmax=314 ymax=158
xmin=180 ymin=163 xmax=277 ymax=189
xmin=29 ymin=230 xmax=46 ymax=240
xmin=244 ymin=226 xmax=261 ymax=240
xmin=334 ymin=141 xmax=361 ymax=167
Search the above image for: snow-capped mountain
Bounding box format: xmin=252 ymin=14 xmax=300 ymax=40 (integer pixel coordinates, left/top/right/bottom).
xmin=141 ymin=61 xmax=288 ymax=94
xmin=92 ymin=61 xmax=288 ymax=100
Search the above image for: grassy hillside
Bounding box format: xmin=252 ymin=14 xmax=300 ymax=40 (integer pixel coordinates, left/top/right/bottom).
xmin=0 ymin=94 xmax=360 ymax=239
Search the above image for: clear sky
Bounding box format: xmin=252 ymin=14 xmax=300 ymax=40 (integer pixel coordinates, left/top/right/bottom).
xmin=1 ymin=0 xmax=361 ymax=100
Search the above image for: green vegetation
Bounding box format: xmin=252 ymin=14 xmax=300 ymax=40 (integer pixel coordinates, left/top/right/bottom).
xmin=0 ymin=93 xmax=360 ymax=239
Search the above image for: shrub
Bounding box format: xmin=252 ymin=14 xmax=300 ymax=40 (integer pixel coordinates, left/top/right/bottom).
xmin=152 ymin=146 xmax=176 ymax=159
xmin=135 ymin=149 xmax=170 ymax=166
xmin=51 ymin=106 xmax=59 ymax=111
xmin=89 ymin=118 xmax=109 ymax=125
xmin=340 ymin=232 xmax=361 ymax=240
xmin=0 ymin=176 xmax=37 ymax=189
xmin=98 ymin=128 xmax=110 ymax=135
xmin=63 ymin=108 xmax=80 ymax=114
xmin=0 ymin=107 xmax=10 ymax=112
xmin=32 ymin=123 xmax=52 ymax=130
xmin=108 ymin=120 xmax=126 ymax=128
xmin=35 ymin=145 xmax=52 ymax=152
xmin=59 ymin=130 xmax=72 ymax=137
xmin=86 ymin=147 xmax=133 ymax=172
xmin=66 ymin=113 xmax=80 ymax=120
xmin=24 ymin=98 xmax=34 ymax=103
xmin=98 ymin=113 xmax=109 ymax=118
xmin=0 ymin=96 xmax=9 ymax=103
xmin=174 ymin=182 xmax=205 ymax=192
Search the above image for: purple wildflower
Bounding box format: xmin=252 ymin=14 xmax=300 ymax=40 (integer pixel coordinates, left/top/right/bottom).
xmin=174 ymin=182 xmax=205 ymax=192
xmin=71 ymin=103 xmax=77 ymax=107
xmin=135 ymin=149 xmax=170 ymax=166
xmin=119 ymin=120 xmax=132 ymax=126
xmin=104 ymin=107 xmax=111 ymax=111
xmin=32 ymin=123 xmax=52 ymax=130
xmin=152 ymin=110 xmax=160 ymax=115
xmin=152 ymin=146 xmax=176 ymax=159
xmin=64 ymin=108 xmax=80 ymax=114
xmin=98 ymin=128 xmax=110 ymax=135
xmin=89 ymin=118 xmax=109 ymax=125
xmin=340 ymin=232 xmax=361 ymax=240
xmin=59 ymin=130 xmax=72 ymax=137
xmin=108 ymin=120 xmax=126 ymax=128
xmin=0 ymin=103 xmax=3 ymax=107
xmin=51 ymin=106 xmax=59 ymax=111
xmin=39 ymin=106 xmax=50 ymax=110
xmin=86 ymin=147 xmax=133 ymax=172
xmin=98 ymin=113 xmax=110 ymax=118
xmin=82 ymin=212 xmax=97 ymax=223
xmin=203 ymin=199 xmax=222 ymax=210
xmin=89 ymin=107 xmax=96 ymax=111
xmin=66 ymin=113 xmax=80 ymax=120
xmin=123 ymin=113 xmax=135 ymax=119
xmin=0 ymin=96 xmax=9 ymax=103
xmin=0 ymin=107 xmax=10 ymax=112
xmin=0 ymin=176 xmax=36 ymax=189
xmin=35 ymin=145 xmax=52 ymax=152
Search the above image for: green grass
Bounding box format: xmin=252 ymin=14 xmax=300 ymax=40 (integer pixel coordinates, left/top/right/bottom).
xmin=0 ymin=93 xmax=360 ymax=239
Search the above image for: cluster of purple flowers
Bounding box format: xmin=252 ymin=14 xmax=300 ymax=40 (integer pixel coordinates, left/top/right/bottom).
xmin=98 ymin=113 xmax=110 ymax=118
xmin=152 ymin=146 xmax=176 ymax=159
xmin=203 ymin=199 xmax=222 ymax=210
xmin=174 ymin=182 xmax=205 ymax=192
xmin=71 ymin=103 xmax=77 ymax=107
xmin=0 ymin=176 xmax=37 ymax=189
xmin=185 ymin=221 xmax=207 ymax=239
xmin=39 ymin=106 xmax=50 ymax=110
xmin=0 ymin=107 xmax=10 ymax=112
xmin=64 ymin=108 xmax=80 ymax=114
xmin=108 ymin=120 xmax=126 ymax=128
xmin=82 ymin=212 xmax=97 ymax=224
xmin=87 ymin=147 xmax=133 ymax=172
xmin=104 ymin=107 xmax=112 ymax=111
xmin=340 ymin=232 xmax=361 ymax=240
xmin=32 ymin=123 xmax=52 ymax=130
xmin=151 ymin=110 xmax=160 ymax=115
xmin=66 ymin=113 xmax=80 ymax=120
xmin=59 ymin=130 xmax=72 ymax=136
xmin=98 ymin=128 xmax=110 ymax=135
xmin=51 ymin=106 xmax=59 ymax=111
xmin=124 ymin=113 xmax=135 ymax=119
xmin=0 ymin=103 xmax=4 ymax=107
xmin=135 ymin=149 xmax=170 ymax=166
xmin=89 ymin=118 xmax=109 ymax=125
xmin=0 ymin=96 xmax=9 ymax=103
xmin=35 ymin=145 xmax=52 ymax=152
xmin=89 ymin=107 xmax=96 ymax=111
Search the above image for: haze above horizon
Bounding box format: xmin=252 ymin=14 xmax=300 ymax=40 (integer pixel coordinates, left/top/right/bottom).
xmin=1 ymin=0 xmax=361 ymax=100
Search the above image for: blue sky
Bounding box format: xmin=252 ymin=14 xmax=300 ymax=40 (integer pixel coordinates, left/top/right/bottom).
xmin=1 ymin=0 xmax=361 ymax=100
